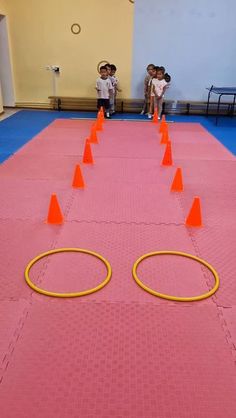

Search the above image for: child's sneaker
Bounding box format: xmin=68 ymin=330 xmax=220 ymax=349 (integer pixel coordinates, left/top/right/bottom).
xmin=148 ymin=113 xmax=152 ymax=119
xmin=140 ymin=110 xmax=145 ymax=115
xmin=106 ymin=112 xmax=110 ymax=119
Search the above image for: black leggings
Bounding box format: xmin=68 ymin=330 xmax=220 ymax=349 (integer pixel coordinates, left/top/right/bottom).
xmin=97 ymin=98 xmax=110 ymax=111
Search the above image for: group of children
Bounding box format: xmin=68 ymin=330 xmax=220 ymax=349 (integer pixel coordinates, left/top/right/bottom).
xmin=95 ymin=63 xmax=121 ymax=118
xmin=141 ymin=64 xmax=171 ymax=119
xmin=96 ymin=62 xmax=171 ymax=119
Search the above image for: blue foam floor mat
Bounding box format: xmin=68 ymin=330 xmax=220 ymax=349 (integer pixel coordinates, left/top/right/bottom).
xmin=0 ymin=110 xmax=235 ymax=164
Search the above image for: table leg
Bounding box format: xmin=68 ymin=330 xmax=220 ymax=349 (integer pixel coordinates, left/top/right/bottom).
xmin=206 ymin=85 xmax=213 ymax=117
xmin=216 ymin=94 xmax=223 ymax=125
xmin=232 ymin=95 xmax=236 ymax=118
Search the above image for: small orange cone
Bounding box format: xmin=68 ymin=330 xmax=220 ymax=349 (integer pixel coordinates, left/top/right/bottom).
xmin=152 ymin=110 xmax=158 ymax=124
xmin=185 ymin=197 xmax=202 ymax=227
xmin=72 ymin=164 xmax=85 ymax=188
xmin=171 ymin=168 xmax=183 ymax=192
xmin=89 ymin=128 xmax=99 ymax=144
xmin=46 ymin=194 xmax=64 ymax=224
xmin=99 ymin=107 xmax=105 ymax=120
xmin=159 ymin=120 xmax=168 ymax=134
xmin=83 ymin=139 xmax=94 ymax=164
xmin=96 ymin=117 xmax=103 ymax=131
xmin=99 ymin=113 xmax=104 ymax=122
xmin=160 ymin=130 xmax=169 ymax=144
xmin=161 ymin=141 xmax=173 ymax=166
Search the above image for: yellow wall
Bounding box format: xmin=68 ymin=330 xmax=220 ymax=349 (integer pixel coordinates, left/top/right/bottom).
xmin=0 ymin=0 xmax=7 ymax=112
xmin=2 ymin=0 xmax=134 ymax=107
xmin=0 ymin=0 xmax=7 ymax=14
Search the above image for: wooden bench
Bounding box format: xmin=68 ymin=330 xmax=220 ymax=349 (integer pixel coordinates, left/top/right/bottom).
xmin=122 ymin=99 xmax=175 ymax=113
xmin=162 ymin=100 xmax=175 ymax=114
xmin=49 ymin=96 xmax=175 ymax=114
xmin=49 ymin=96 xmax=124 ymax=112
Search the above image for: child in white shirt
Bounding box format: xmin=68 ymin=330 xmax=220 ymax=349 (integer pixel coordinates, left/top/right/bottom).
xmin=104 ymin=64 xmax=114 ymax=114
xmin=96 ymin=66 xmax=113 ymax=118
xmin=151 ymin=67 xmax=169 ymax=119
xmin=148 ymin=66 xmax=157 ymax=118
xmin=141 ymin=64 xmax=155 ymax=115
xmin=110 ymin=64 xmax=122 ymax=114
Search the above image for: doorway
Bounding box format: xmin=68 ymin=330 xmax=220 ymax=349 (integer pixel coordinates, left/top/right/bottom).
xmin=0 ymin=14 xmax=15 ymax=106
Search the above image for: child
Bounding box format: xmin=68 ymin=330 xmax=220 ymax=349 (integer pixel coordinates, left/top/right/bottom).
xmin=148 ymin=66 xmax=157 ymax=118
xmin=141 ymin=64 xmax=155 ymax=115
xmin=105 ymin=64 xmax=119 ymax=115
xmin=104 ymin=64 xmax=115 ymax=114
xmin=105 ymin=63 xmax=112 ymax=76
xmin=110 ymin=64 xmax=122 ymax=114
xmin=151 ymin=66 xmax=169 ymax=119
xmin=159 ymin=66 xmax=172 ymax=83
xmin=96 ymin=66 xmax=113 ymax=118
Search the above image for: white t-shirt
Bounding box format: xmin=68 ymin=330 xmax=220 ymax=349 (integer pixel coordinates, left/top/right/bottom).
xmin=109 ymin=75 xmax=115 ymax=92
xmin=96 ymin=78 xmax=113 ymax=99
xmin=112 ymin=75 xmax=120 ymax=90
xmin=151 ymin=78 xmax=168 ymax=97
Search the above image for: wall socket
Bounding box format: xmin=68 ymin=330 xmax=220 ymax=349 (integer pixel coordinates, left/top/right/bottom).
xmin=46 ymin=65 xmax=60 ymax=73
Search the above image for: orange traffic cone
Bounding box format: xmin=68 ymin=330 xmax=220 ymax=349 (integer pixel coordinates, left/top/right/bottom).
xmin=159 ymin=119 xmax=168 ymax=134
xmin=46 ymin=194 xmax=64 ymax=224
xmin=160 ymin=130 xmax=169 ymax=144
xmin=89 ymin=128 xmax=99 ymax=144
xmin=83 ymin=139 xmax=94 ymax=164
xmin=161 ymin=141 xmax=173 ymax=166
xmin=185 ymin=197 xmax=202 ymax=227
xmin=96 ymin=117 xmax=103 ymax=131
xmin=72 ymin=164 xmax=85 ymax=188
xmin=152 ymin=110 xmax=158 ymax=123
xmin=99 ymin=107 xmax=105 ymax=120
xmin=171 ymin=168 xmax=183 ymax=192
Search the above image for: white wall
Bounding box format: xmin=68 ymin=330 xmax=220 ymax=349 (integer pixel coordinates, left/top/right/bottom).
xmin=132 ymin=0 xmax=236 ymax=101
xmin=0 ymin=15 xmax=15 ymax=106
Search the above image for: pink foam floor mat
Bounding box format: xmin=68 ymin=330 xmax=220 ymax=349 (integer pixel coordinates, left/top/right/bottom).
xmin=0 ymin=300 xmax=30 ymax=370
xmin=172 ymin=141 xmax=234 ymax=160
xmin=178 ymin=188 xmax=236 ymax=228
xmin=0 ymin=302 xmax=236 ymax=418
xmin=184 ymin=224 xmax=236 ymax=308
xmin=0 ymin=154 xmax=81 ymax=180
xmin=29 ymin=222 xmax=214 ymax=305
xmin=0 ymin=219 xmax=64 ymax=300
xmin=174 ymin=159 xmax=236 ymax=187
xmin=67 ymin=184 xmax=184 ymax=224
xmin=0 ymin=178 xmax=73 ymax=220
xmin=0 ymin=119 xmax=236 ymax=417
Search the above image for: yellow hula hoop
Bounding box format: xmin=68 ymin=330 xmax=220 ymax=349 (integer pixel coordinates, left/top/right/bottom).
xmin=24 ymin=248 xmax=112 ymax=298
xmin=132 ymin=251 xmax=220 ymax=302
